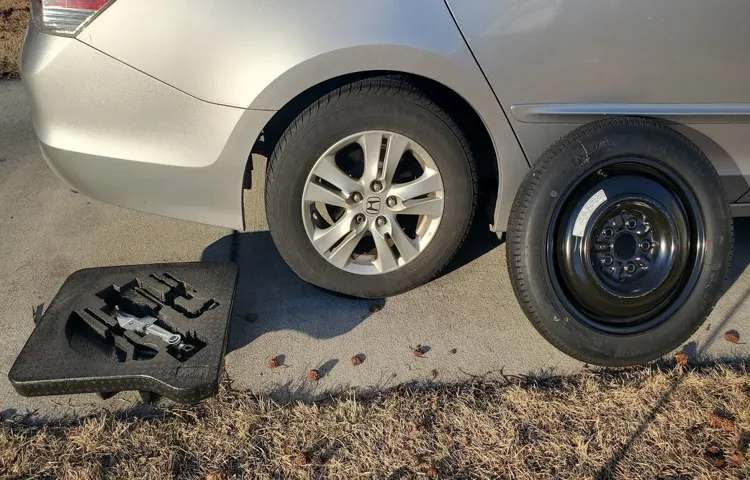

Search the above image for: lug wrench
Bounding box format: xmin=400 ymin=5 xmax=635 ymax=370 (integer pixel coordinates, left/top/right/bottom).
xmin=115 ymin=310 xmax=195 ymax=354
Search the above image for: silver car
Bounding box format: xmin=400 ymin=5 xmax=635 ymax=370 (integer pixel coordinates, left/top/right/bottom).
xmin=22 ymin=0 xmax=746 ymax=366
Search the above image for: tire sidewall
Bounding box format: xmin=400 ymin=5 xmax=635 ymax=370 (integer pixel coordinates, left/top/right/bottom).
xmin=517 ymin=123 xmax=731 ymax=364
xmin=267 ymin=93 xmax=474 ymax=297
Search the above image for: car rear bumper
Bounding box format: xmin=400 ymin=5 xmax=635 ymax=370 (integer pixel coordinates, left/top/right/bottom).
xmin=20 ymin=26 xmax=273 ymax=230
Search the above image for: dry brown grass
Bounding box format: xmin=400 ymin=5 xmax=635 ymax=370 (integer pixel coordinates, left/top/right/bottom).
xmin=0 ymin=0 xmax=29 ymax=79
xmin=2 ymin=365 xmax=750 ymax=479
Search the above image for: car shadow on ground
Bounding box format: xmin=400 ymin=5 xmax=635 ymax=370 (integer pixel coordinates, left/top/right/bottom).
xmin=203 ymin=216 xmax=750 ymax=363
xmin=201 ymin=218 xmax=503 ymax=355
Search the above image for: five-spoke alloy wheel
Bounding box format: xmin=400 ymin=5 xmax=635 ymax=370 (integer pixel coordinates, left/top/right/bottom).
xmin=302 ymin=131 xmax=444 ymax=275
xmin=265 ymin=77 xmax=477 ymax=298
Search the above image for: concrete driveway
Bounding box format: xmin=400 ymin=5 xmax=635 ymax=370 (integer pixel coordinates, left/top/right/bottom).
xmin=2 ymin=80 xmax=749 ymax=419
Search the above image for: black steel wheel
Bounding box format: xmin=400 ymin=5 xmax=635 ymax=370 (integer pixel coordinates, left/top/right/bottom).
xmin=507 ymin=117 xmax=732 ymax=366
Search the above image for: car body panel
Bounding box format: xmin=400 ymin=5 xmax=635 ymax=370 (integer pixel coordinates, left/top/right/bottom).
xmin=80 ymin=0 xmax=492 ymax=111
xmin=22 ymin=0 xmax=750 ymax=236
xmin=447 ymin=0 xmax=750 ymax=202
xmin=76 ymin=0 xmax=529 ymax=231
xmin=21 ymin=26 xmax=272 ymax=229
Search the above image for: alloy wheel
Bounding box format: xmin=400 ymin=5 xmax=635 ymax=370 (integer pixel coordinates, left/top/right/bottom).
xmin=301 ymin=131 xmax=445 ymax=275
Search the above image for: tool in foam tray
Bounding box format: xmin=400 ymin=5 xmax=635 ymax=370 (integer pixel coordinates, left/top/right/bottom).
xmin=115 ymin=309 xmax=195 ymax=354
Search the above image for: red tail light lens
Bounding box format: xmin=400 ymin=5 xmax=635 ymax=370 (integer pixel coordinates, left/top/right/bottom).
xmin=45 ymin=1 xmax=109 ymax=8
xmin=31 ymin=0 xmax=114 ymax=37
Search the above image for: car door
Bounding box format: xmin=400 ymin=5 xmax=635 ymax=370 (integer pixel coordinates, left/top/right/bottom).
xmin=447 ymin=0 xmax=750 ymax=202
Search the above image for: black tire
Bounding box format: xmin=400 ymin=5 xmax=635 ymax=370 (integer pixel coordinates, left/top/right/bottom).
xmin=507 ymin=117 xmax=732 ymax=366
xmin=265 ymin=76 xmax=477 ymax=298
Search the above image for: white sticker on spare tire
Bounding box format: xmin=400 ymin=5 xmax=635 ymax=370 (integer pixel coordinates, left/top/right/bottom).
xmin=572 ymin=189 xmax=607 ymax=237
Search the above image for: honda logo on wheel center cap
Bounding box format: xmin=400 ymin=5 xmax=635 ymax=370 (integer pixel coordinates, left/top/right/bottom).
xmin=365 ymin=196 xmax=382 ymax=216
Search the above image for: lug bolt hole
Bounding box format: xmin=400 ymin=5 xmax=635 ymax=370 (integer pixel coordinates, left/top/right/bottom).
xmin=603 ymin=228 xmax=614 ymax=238
xmin=624 ymin=263 xmax=636 ymax=274
xmin=371 ymin=181 xmax=383 ymax=192
xmin=386 ymin=196 xmax=397 ymax=208
xmin=352 ymin=192 xmax=363 ymax=203
xmin=355 ymin=214 xmax=366 ymax=224
xmin=625 ymin=219 xmax=637 ymax=229
xmin=376 ymin=216 xmax=387 ymax=227
xmin=640 ymin=241 xmax=651 ymax=251
xmin=602 ymin=255 xmax=614 ymax=266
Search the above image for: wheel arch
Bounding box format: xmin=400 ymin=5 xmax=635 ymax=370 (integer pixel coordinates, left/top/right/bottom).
xmin=248 ymin=50 xmax=529 ymax=233
xmin=252 ymin=71 xmax=499 ymax=211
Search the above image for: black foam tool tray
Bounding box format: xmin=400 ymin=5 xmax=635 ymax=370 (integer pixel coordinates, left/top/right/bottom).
xmin=9 ymin=262 xmax=238 ymax=403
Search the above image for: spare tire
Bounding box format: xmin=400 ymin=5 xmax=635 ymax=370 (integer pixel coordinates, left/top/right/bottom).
xmin=507 ymin=117 xmax=733 ymax=366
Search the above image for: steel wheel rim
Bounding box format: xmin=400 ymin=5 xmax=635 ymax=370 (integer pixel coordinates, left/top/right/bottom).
xmin=547 ymin=158 xmax=706 ymax=334
xmin=302 ymin=131 xmax=445 ymax=275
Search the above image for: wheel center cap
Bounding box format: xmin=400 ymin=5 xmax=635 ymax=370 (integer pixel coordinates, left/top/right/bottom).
xmin=364 ymin=196 xmax=382 ymax=216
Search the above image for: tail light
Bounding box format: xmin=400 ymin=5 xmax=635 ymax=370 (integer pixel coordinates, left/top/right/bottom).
xmin=30 ymin=0 xmax=115 ymax=36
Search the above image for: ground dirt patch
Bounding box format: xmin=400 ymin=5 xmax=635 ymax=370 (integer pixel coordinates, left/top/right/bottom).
xmin=0 ymin=0 xmax=29 ymax=79
xmin=2 ymin=365 xmax=750 ymax=479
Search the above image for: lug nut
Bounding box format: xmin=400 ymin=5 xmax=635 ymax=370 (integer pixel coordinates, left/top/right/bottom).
xmin=640 ymin=240 xmax=651 ymax=251
xmin=355 ymin=213 xmax=366 ymax=224
xmin=624 ymin=263 xmax=636 ymax=274
xmin=352 ymin=192 xmax=363 ymax=203
xmin=603 ymin=228 xmax=614 ymax=238
xmin=386 ymin=196 xmax=397 ymax=208
xmin=602 ymin=255 xmax=614 ymax=266
xmin=376 ymin=216 xmax=387 ymax=227
xmin=625 ymin=219 xmax=637 ymax=229
xmin=371 ymin=181 xmax=383 ymax=192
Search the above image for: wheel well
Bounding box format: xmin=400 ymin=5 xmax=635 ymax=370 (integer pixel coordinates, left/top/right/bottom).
xmin=249 ymin=71 xmax=499 ymax=216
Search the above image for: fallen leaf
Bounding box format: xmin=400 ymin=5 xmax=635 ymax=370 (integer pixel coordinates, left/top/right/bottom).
xmin=206 ymin=471 xmax=229 ymax=480
xmin=307 ymin=369 xmax=320 ymax=381
xmin=675 ymin=353 xmax=689 ymax=366
xmin=448 ymin=348 xmax=457 ymax=355
xmin=461 ymin=435 xmax=471 ymax=446
xmin=705 ymin=445 xmax=727 ymax=469
xmin=283 ymin=441 xmax=292 ymax=456
xmin=724 ymin=331 xmax=742 ymax=344
xmin=351 ymin=354 xmax=363 ymax=366
xmin=709 ymin=413 xmax=735 ymax=432
xmin=426 ymin=466 xmax=439 ymax=479
xmin=294 ymin=453 xmax=307 ymax=467
xmin=727 ymin=450 xmax=746 ymax=466
xmin=430 ymin=369 xmax=438 ymax=379
xmin=369 ymin=304 xmax=382 ymax=314
xmin=267 ymin=357 xmax=281 ymax=369
xmin=411 ymin=345 xmax=426 ymax=357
